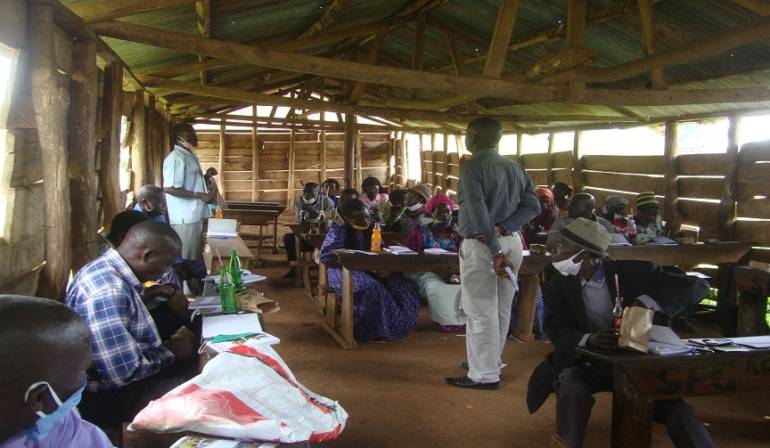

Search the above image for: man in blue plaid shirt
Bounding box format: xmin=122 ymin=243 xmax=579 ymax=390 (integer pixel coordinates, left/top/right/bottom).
xmin=66 ymin=220 xmax=196 ymax=427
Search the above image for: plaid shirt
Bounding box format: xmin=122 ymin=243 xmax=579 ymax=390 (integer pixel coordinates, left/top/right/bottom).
xmin=65 ymin=248 xmax=174 ymax=391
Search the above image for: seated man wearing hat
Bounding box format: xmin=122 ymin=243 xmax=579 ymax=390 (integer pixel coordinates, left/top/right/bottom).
xmin=634 ymin=191 xmax=667 ymax=244
xmin=527 ymin=218 xmax=714 ymax=448
xmin=600 ymin=194 xmax=630 ymax=233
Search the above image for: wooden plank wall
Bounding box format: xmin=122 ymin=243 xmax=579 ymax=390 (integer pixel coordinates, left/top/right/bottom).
xmin=197 ymin=130 xmax=391 ymax=210
xmin=735 ymin=141 xmax=770 ymax=245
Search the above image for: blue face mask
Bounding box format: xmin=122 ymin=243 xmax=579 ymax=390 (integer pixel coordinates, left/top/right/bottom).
xmin=24 ymin=376 xmax=86 ymax=442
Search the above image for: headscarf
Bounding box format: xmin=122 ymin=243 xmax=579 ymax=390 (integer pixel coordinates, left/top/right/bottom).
xmin=425 ymin=192 xmax=457 ymax=215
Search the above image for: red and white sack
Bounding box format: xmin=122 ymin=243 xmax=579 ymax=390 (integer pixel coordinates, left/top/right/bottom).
xmin=129 ymin=342 xmax=348 ymax=443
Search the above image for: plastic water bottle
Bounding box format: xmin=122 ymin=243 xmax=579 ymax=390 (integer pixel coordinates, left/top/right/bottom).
xmin=371 ymin=223 xmax=382 ymax=253
xmin=229 ymin=250 xmax=244 ymax=292
xmin=219 ymin=267 xmax=238 ymax=313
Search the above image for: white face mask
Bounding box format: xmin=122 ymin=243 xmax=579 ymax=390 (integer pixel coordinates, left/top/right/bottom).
xmin=407 ymin=202 xmax=423 ymax=212
xmin=552 ymin=250 xmax=584 ymax=276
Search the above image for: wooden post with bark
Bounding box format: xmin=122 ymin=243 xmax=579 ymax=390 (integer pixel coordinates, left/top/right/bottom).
xmin=68 ymin=37 xmax=99 ymax=272
xmin=130 ymin=91 xmax=147 ymax=191
xmin=99 ymin=61 xmax=124 ymax=226
xmin=547 ymin=132 xmax=555 ymax=186
xmin=662 ymin=121 xmax=679 ymax=231
xmin=343 ymin=114 xmax=356 ymax=188
xmin=28 ymin=1 xmax=72 ymax=298
xmin=251 ymin=105 xmax=259 ymax=202
xmin=719 ymin=115 xmax=741 ymax=241
xmin=355 ymin=130 xmax=363 ymax=188
xmin=571 ymin=130 xmax=584 ymax=191
xmin=288 ymin=128 xmax=296 ymax=205
xmin=218 ymin=120 xmax=226 ymax=200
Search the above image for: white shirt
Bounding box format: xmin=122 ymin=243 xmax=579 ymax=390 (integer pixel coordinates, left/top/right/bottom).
xmin=163 ymin=145 xmax=212 ymax=225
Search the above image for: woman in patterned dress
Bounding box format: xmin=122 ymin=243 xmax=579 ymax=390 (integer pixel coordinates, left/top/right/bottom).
xmin=404 ymin=194 xmax=466 ymax=332
xmin=319 ymin=199 xmax=420 ymax=342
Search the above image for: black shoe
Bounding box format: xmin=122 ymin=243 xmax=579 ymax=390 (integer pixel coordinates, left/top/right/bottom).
xmin=282 ymin=268 xmax=296 ymax=279
xmin=444 ymin=376 xmax=499 ymax=390
xmin=461 ymin=361 xmax=469 ymax=371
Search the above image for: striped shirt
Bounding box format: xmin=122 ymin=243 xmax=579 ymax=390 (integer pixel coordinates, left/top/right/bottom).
xmin=65 ymin=248 xmax=174 ymax=391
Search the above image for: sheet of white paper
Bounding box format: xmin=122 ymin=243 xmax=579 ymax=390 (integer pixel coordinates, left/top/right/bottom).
xmin=206 ymin=270 xmax=267 ymax=285
xmin=202 ymin=313 xmax=263 ymax=339
xmin=424 ymin=247 xmax=455 ymax=255
xmin=388 ymin=245 xmax=417 ymax=255
xmin=609 ymin=233 xmax=632 ymax=246
xmin=649 ymin=341 xmax=692 ymax=356
xmin=731 ymin=336 xmax=770 ymax=349
xmin=650 ymin=325 xmax=687 ymax=346
xmin=505 ymin=267 xmax=518 ymax=292
xmin=206 ymin=218 xmax=238 ymax=237
xmin=189 ymin=295 xmax=222 ymax=310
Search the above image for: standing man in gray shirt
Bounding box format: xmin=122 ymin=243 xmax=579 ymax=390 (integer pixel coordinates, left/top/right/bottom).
xmin=446 ymin=117 xmax=540 ymax=390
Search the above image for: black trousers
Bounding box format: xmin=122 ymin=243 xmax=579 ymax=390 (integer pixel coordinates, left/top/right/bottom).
xmin=79 ymin=358 xmax=198 ymax=429
xmin=554 ymin=362 xmax=715 ymax=448
xmin=283 ymin=233 xmax=313 ymax=262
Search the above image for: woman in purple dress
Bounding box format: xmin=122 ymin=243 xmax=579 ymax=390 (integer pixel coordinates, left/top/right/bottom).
xmin=319 ymin=199 xmax=421 ymax=342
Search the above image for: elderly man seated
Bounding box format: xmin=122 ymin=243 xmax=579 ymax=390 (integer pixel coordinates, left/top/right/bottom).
xmin=527 ymin=218 xmax=715 ymax=448
xmin=546 ymin=192 xmax=613 ymax=252
xmin=66 ymin=220 xmax=196 ymax=429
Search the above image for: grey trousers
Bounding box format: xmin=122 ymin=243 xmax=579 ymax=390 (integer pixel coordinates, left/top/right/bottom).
xmin=459 ymin=235 xmax=523 ymax=383
xmin=555 ymin=363 xmax=715 ymax=448
xmin=171 ymin=221 xmax=203 ymax=260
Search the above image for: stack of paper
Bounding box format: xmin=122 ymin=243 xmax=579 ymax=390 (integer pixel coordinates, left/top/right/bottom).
xmin=206 ymin=269 xmax=267 ymax=285
xmin=387 ymin=245 xmax=417 ymax=255
xmin=424 ymin=247 xmax=456 ymax=255
xmin=203 ymin=312 xmax=263 ymax=338
xmin=206 ymin=218 xmax=238 ymax=237
xmin=731 ymin=336 xmax=770 ymax=349
xmin=648 ymin=341 xmax=693 ymax=356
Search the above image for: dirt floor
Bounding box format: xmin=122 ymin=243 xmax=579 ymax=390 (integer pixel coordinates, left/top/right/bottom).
xmin=252 ymin=256 xmax=769 ymax=448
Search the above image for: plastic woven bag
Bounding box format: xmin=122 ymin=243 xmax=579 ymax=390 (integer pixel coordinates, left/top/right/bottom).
xmin=129 ymin=341 xmax=348 ymax=443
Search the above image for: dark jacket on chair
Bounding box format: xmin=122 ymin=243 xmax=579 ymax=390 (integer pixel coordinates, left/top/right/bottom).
xmin=526 ymin=259 xmax=710 ymax=414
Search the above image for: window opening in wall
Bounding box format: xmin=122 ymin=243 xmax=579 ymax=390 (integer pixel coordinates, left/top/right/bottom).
xmin=0 ymin=45 xmax=17 ymax=242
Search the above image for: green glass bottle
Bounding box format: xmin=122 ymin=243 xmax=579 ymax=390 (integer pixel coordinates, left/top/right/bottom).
xmin=219 ymin=267 xmax=238 ymax=313
xmin=229 ymin=250 xmax=244 ymax=292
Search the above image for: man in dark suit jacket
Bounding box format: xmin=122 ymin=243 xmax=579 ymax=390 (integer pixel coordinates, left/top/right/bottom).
xmin=529 ymin=218 xmax=715 ymax=448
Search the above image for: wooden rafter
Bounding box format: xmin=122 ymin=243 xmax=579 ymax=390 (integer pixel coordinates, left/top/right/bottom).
xmin=350 ymin=28 xmax=389 ymax=103
xmin=542 ymin=15 xmax=770 ymax=84
xmin=731 ymin=0 xmax=770 ymax=16
xmin=195 ymin=0 xmax=211 ymax=85
xmin=91 ymin=20 xmax=559 ymax=102
xmin=63 ymin=0 xmax=195 ymax=23
xmin=298 ymin=0 xmax=352 ymax=39
xmin=483 ymin=0 xmax=519 ymax=79
xmin=637 ymin=0 xmax=667 ymax=89
xmin=138 ymin=13 xmax=417 ymax=79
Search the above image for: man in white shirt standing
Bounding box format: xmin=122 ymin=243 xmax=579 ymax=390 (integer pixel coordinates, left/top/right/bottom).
xmin=163 ymin=123 xmax=216 ymax=260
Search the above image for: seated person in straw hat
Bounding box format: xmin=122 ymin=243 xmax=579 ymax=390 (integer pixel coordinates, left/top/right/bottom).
xmin=634 ymin=191 xmax=667 ymax=244
xmin=526 ymin=218 xmax=714 ymax=448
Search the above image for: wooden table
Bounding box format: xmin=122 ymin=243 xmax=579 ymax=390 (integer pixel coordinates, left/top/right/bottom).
xmin=203 ymin=235 xmax=255 ymax=274
xmin=607 ymin=241 xmax=751 ymax=269
xmin=733 ymin=266 xmax=770 ymax=336
xmin=222 ymin=205 xmax=284 ymax=262
xmin=576 ymin=346 xmax=770 ymax=448
xmin=325 ymin=252 xmax=551 ymax=349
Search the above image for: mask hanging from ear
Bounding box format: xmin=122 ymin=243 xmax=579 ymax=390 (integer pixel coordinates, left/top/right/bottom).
xmin=407 ymin=202 xmax=423 ymax=212
xmin=350 ymin=223 xmax=370 ymax=232
xmin=24 ymin=376 xmax=87 ymax=442
xmin=552 ymin=251 xmax=584 ymax=276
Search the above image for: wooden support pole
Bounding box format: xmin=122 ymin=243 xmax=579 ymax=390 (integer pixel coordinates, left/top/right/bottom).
xmin=413 ymin=12 xmax=426 ymax=71
xmin=68 ymin=37 xmax=99 ymax=272
xmin=443 ymin=133 xmax=450 ymax=189
xmin=516 ymin=133 xmax=523 ymax=159
xmin=251 ymin=105 xmax=259 ymax=202
xmin=29 ymin=1 xmax=71 ymax=298
xmin=288 ymin=128 xmax=296 ymax=205
xmin=350 ymin=27 xmax=388 ymax=103
xmin=130 ymin=91 xmax=148 ymax=191
xmin=343 ymin=114 xmax=356 ymax=188
xmin=398 ymin=131 xmax=407 ymax=185
xmin=431 ymin=133 xmax=438 ymax=186
xmin=100 ymin=61 xmax=124 ymax=226
xmin=320 ymin=130 xmax=328 ymax=182
xmin=571 ymin=130 xmax=584 ymax=191
xmin=218 ymin=120 xmax=226 ymax=200
xmin=567 ymin=0 xmax=587 ymax=48
xmin=637 ymin=0 xmax=667 ymax=89
xmin=387 ymin=133 xmax=395 ymax=184
xmin=355 ymin=130 xmax=363 ymax=188
xmin=455 ymin=133 xmax=464 ymax=157
xmin=195 ymin=0 xmax=211 ymax=85
xmin=547 ymin=132 xmax=555 ymax=186
xmin=662 ymin=121 xmax=679 ymax=232
xmin=719 ymin=115 xmax=741 ymax=241
xmin=483 ymin=0 xmax=520 ymax=79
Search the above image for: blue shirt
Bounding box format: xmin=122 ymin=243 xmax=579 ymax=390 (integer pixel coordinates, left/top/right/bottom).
xmin=65 ymin=249 xmax=174 ymax=391
xmin=0 ymin=410 xmax=113 ymax=448
xmin=457 ymin=149 xmax=541 ymax=253
xmin=132 ymin=203 xmax=167 ymax=224
xmin=163 ymin=145 xmax=211 ymax=225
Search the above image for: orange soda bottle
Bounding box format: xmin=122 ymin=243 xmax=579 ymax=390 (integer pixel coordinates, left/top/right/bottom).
xmin=371 ymin=223 xmax=382 ymax=253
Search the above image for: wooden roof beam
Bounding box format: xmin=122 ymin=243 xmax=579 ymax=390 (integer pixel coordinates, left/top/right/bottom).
xmin=484 ymin=0 xmax=520 ymax=79
xmin=541 ymin=15 xmax=770 ymax=84
xmin=350 ymin=28 xmax=389 ymax=103
xmin=63 ymin=0 xmax=195 ymax=23
xmin=195 ymin=0 xmax=210 ymax=85
xmin=298 ymin=0 xmax=352 ymax=39
xmin=91 ymin=20 xmax=559 ymax=102
xmin=136 ymin=13 xmax=417 ymax=79
xmin=637 ymin=0 xmax=667 ymax=89
xmin=731 ymin=0 xmax=770 ymax=16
